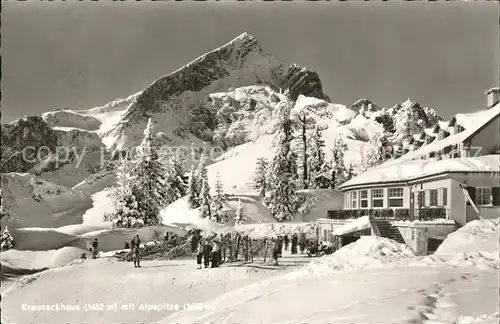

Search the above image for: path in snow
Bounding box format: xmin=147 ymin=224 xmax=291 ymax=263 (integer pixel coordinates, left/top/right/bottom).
xmin=162 ymin=266 xmax=498 ymax=324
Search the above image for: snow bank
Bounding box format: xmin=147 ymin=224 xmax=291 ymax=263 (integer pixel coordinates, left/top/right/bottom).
xmin=81 ymin=188 xmax=115 ymax=224
xmin=276 ymin=236 xmax=416 ymax=279
xmin=435 ymin=218 xmax=500 ymax=255
xmin=56 ymin=222 xmax=112 ymax=236
xmin=1 ymin=247 xmax=88 ymax=270
xmin=80 ymin=226 xmax=187 ymax=252
xmin=160 ymin=196 xmax=224 ymax=232
xmin=332 ymin=215 xmax=370 ymax=235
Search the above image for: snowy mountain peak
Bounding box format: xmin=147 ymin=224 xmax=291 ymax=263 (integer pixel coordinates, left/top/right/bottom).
xmin=97 ymin=33 xmax=330 ymax=149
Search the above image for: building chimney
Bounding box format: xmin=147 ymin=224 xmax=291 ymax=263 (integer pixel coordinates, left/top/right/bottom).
xmin=485 ymin=87 xmax=500 ymax=109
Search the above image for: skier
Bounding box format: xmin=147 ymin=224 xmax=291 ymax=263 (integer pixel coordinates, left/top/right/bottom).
xmin=131 ymin=235 xmax=141 ymax=268
xmin=291 ymin=233 xmax=298 ymax=255
xmin=196 ymin=241 xmax=204 ymax=269
xmin=124 ymin=241 xmax=130 ymax=249
xmin=91 ymin=238 xmax=99 ymax=259
xmin=203 ymin=240 xmax=212 ymax=268
xmin=272 ymin=238 xmax=280 ymax=266
xmin=283 ymin=235 xmax=289 ymax=251
xmin=299 ymin=233 xmax=307 ymax=254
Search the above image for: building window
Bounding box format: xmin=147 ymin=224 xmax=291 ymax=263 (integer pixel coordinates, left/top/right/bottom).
xmin=360 ymin=190 xmax=368 ymax=208
xmin=454 ymin=125 xmax=464 ymax=134
xmin=351 ymin=191 xmax=358 ymax=209
xmin=438 ymin=131 xmax=445 ymax=140
xmin=388 ymin=188 xmax=404 ymax=207
xmin=438 ymin=188 xmax=448 ymax=206
xmin=372 ymin=189 xmax=384 ymax=208
xmin=424 ymin=190 xmax=430 ymax=207
xmin=476 ymin=187 xmax=492 ymax=206
xmin=430 ymin=189 xmax=438 ymax=206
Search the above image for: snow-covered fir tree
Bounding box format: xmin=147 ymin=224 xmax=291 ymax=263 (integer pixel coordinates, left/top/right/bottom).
xmin=164 ymin=153 xmax=187 ymax=204
xmin=0 ymin=188 xmax=9 ymax=221
xmin=0 ymin=226 xmax=14 ymax=250
xmin=307 ymin=125 xmax=327 ymax=188
xmin=199 ymin=178 xmax=212 ymax=218
xmin=187 ymin=165 xmax=200 ymax=209
xmin=212 ymin=173 xmax=226 ymax=224
xmin=357 ymin=130 xmax=391 ymax=173
xmin=268 ymin=94 xmax=299 ymax=221
xmin=196 ymin=152 xmax=209 ymax=193
xmin=234 ymin=198 xmax=245 ymax=225
xmin=331 ymin=137 xmax=349 ymax=189
xmin=214 ymin=172 xmax=225 ymax=204
xmin=252 ymin=157 xmax=269 ymax=198
xmin=108 ymin=118 xmax=169 ymax=227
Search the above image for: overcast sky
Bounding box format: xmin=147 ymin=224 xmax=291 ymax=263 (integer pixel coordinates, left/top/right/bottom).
xmin=2 ymin=1 xmax=498 ymax=122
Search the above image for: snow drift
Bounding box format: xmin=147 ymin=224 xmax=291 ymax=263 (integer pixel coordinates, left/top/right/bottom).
xmin=435 ymin=218 xmax=500 ymax=255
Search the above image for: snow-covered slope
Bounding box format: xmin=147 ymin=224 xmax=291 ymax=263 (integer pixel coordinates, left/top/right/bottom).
xmin=0 ymin=173 xmax=92 ymax=231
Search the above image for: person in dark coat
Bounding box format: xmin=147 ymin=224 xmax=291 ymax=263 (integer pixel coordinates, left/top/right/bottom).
xmin=299 ymin=233 xmax=307 ymax=254
xmin=272 ymin=238 xmax=280 ymax=266
xmin=131 ymin=235 xmax=141 ymax=268
xmin=211 ymin=240 xmax=221 ymax=268
xmin=196 ymin=241 xmax=204 ymax=269
xmin=277 ymin=236 xmax=283 ymax=258
xmin=203 ymin=241 xmax=212 ymax=268
xmin=190 ymin=231 xmax=199 ymax=252
xmin=291 ymin=233 xmax=298 ymax=255
xmin=91 ymin=238 xmax=99 ymax=259
xmin=283 ymin=235 xmax=289 ymax=251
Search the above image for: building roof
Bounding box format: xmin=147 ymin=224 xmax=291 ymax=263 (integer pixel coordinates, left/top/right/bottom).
xmin=339 ymin=155 xmax=500 ymax=190
xmin=486 ymin=87 xmax=499 ymax=94
xmin=383 ymin=104 xmax=499 ymax=165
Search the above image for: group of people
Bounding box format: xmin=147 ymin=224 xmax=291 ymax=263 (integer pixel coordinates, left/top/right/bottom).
xmin=195 ymin=238 xmax=222 ymax=269
xmin=271 ymin=232 xmax=309 ymax=265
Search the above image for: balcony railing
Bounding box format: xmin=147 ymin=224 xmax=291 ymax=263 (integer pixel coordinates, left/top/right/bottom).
xmin=327 ymin=207 xmax=450 ymax=221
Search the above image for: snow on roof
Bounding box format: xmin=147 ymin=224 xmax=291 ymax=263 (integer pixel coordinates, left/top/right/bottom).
xmin=437 ymin=120 xmax=449 ymax=130
xmin=386 ymin=105 xmax=499 ymax=164
xmin=485 ymin=87 xmax=499 ymax=94
xmin=424 ymin=128 xmax=436 ymax=137
xmin=412 ymin=134 xmax=423 ymax=142
xmin=339 ymin=155 xmax=500 ymax=189
xmin=332 ymin=216 xmax=371 ymax=236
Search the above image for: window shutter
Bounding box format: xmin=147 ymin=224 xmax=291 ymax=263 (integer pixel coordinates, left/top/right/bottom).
xmin=492 ymin=187 xmax=500 ymax=206
xmin=466 ymin=186 xmax=476 ymax=205
xmin=442 ymin=188 xmax=448 ymax=206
